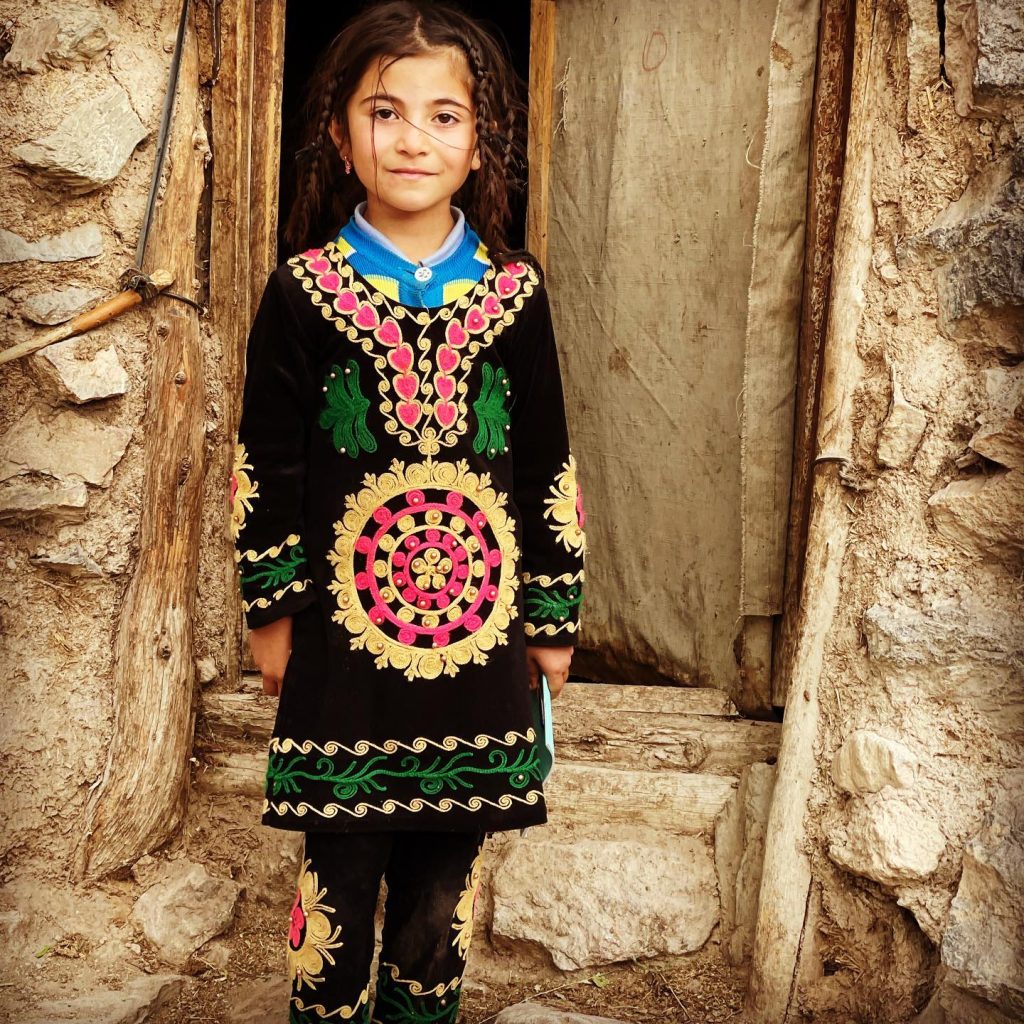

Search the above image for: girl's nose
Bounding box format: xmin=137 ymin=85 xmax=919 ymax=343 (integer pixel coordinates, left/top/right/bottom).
xmin=397 ymin=117 xmax=429 ymax=153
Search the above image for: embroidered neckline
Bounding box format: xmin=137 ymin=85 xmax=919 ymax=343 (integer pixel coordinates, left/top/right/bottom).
xmin=289 ymin=244 xmax=537 ymax=456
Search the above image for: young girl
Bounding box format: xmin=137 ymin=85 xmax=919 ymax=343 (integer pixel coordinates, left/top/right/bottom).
xmin=230 ymin=3 xmax=586 ymax=1021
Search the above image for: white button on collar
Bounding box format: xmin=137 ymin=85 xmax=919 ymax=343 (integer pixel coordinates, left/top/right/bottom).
xmin=414 ymin=265 xmax=433 ymax=283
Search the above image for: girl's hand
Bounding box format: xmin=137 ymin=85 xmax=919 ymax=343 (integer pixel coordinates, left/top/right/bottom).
xmin=249 ymin=616 xmax=293 ymax=696
xmin=526 ymin=645 xmax=573 ymax=700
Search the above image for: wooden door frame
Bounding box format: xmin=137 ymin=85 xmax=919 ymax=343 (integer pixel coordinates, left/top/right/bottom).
xmin=214 ymin=0 xmax=853 ymax=710
xmin=210 ymin=0 xmax=286 ymax=687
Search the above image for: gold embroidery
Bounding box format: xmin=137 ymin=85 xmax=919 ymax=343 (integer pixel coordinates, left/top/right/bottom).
xmin=263 ymin=789 xmax=543 ymax=821
xmin=290 ymin=991 xmax=370 ymax=1021
xmin=238 ymin=531 xmax=302 ymax=565
xmin=289 ymin=245 xmax=538 ymax=455
xmin=230 ymin=444 xmax=259 ymax=542
xmin=379 ymin=961 xmax=462 ymax=998
xmin=451 ymin=849 xmax=484 ymax=959
xmin=543 ymin=455 xmax=587 ymax=555
xmin=270 ymin=730 xmax=536 ymax=759
xmin=326 ymin=458 xmax=520 ymax=680
xmin=288 ymin=859 xmax=344 ymax=990
xmin=525 ymin=620 xmax=579 ymax=637
xmin=242 ymin=578 xmax=310 ymax=613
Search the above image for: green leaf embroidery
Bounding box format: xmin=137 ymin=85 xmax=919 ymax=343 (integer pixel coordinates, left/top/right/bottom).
xmin=375 ymin=967 xmax=460 ymax=1024
xmin=265 ymin=745 xmax=543 ymax=801
xmin=472 ymin=362 xmax=510 ymax=458
xmin=241 ymin=543 xmax=307 ymax=592
xmin=525 ymin=584 xmax=582 ymax=623
xmin=318 ymin=359 xmax=377 ymax=458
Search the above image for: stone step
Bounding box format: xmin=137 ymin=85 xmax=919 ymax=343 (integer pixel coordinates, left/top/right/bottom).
xmin=194 ymin=752 xmax=735 ymax=836
xmin=201 ymin=681 xmax=779 ymax=776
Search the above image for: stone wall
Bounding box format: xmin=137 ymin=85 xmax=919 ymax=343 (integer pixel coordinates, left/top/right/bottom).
xmin=793 ymin=1 xmax=1024 ymax=1020
xmin=0 ymin=0 xmax=233 ymax=884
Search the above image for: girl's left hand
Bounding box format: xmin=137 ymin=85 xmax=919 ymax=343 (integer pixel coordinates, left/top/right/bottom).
xmin=526 ymin=645 xmax=573 ymax=699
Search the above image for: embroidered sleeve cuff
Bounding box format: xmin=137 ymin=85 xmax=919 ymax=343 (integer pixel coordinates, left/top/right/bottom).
xmin=237 ymin=533 xmax=316 ymax=628
xmin=523 ymin=571 xmax=583 ymax=646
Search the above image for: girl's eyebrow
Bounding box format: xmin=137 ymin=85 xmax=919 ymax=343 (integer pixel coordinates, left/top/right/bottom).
xmin=360 ymin=93 xmax=471 ymax=113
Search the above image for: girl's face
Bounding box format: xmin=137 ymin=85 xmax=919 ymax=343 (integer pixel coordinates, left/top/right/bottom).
xmin=332 ymin=48 xmax=482 ymax=223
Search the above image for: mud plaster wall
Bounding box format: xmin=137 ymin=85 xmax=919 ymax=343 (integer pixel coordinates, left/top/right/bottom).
xmin=0 ymin=0 xmax=233 ymax=884
xmin=795 ymin=1 xmax=1024 ymax=1020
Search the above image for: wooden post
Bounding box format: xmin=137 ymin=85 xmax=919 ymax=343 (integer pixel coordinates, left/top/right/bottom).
xmin=248 ymin=0 xmax=286 ymax=313
xmin=76 ymin=10 xmax=207 ymax=881
xmin=772 ymin=0 xmax=857 ymax=708
xmin=527 ymin=0 xmax=557 ymax=267
xmin=745 ymin=0 xmax=879 ymax=1017
xmin=211 ymin=0 xmax=255 ymax=688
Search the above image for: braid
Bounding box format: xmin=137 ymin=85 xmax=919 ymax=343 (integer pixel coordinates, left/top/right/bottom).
xmin=283 ymin=0 xmax=543 ymax=279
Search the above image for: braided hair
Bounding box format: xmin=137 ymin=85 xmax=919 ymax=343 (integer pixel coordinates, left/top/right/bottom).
xmin=283 ymin=0 xmax=539 ymax=276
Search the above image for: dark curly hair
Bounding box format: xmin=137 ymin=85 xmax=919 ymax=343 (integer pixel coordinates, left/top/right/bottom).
xmin=283 ymin=0 xmax=539 ymax=275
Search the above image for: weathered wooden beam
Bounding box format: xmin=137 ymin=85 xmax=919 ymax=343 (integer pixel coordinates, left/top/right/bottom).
xmin=248 ymin=0 xmax=285 ymax=311
xmin=747 ymin=0 xmax=875 ymax=1018
xmin=194 ymin=752 xmax=735 ymax=836
xmin=553 ymin=706 xmax=780 ymax=775
xmin=772 ymin=0 xmax=857 ymax=708
xmin=76 ymin=11 xmax=206 ymax=881
xmin=195 ymin=751 xmax=265 ymax=800
xmin=211 ymin=0 xmax=255 ymax=691
xmin=198 ymin=682 xmax=776 ymax=775
xmin=545 ymin=763 xmax=736 ymax=836
xmin=527 ymin=0 xmax=556 ymax=266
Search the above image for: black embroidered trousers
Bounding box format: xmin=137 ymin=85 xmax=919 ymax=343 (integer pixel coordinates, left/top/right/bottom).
xmin=287 ymin=830 xmax=486 ymax=1024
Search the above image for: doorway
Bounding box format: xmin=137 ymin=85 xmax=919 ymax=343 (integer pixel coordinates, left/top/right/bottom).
xmin=276 ymin=1 xmax=532 ymax=263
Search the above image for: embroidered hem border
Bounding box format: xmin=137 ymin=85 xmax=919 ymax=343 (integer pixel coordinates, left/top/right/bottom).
xmin=264 ymin=730 xmax=544 ymax=821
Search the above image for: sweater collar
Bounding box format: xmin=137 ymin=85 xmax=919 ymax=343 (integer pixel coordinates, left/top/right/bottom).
xmin=335 ymin=206 xmax=490 ymax=308
xmin=352 ymin=202 xmax=466 ymax=266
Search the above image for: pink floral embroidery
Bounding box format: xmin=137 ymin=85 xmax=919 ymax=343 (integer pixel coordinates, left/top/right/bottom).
xmin=291 ymin=246 xmax=538 ymax=455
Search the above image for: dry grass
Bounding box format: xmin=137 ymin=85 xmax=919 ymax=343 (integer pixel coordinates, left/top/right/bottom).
xmin=146 ymin=893 xmax=745 ymax=1024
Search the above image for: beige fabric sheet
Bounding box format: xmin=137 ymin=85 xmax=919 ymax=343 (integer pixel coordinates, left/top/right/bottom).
xmin=546 ymin=0 xmax=779 ymax=688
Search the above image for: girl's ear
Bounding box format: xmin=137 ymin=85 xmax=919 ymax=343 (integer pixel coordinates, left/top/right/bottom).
xmin=328 ymin=117 xmax=348 ymax=160
xmin=471 ymin=145 xmax=482 ymax=172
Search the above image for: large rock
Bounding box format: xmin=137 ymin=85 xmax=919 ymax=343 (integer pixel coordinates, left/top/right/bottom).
xmin=913 ymin=152 xmax=1023 ymax=321
xmin=491 ymin=835 xmax=717 ymax=971
xmin=714 ymin=762 xmax=775 ymax=966
xmin=0 ymin=406 xmax=132 ymax=487
xmin=496 ymin=1007 xmax=630 ymax=1024
xmin=29 ymin=543 xmax=104 ymax=576
xmin=970 ymin=366 xmax=1024 ymax=470
xmin=0 ymin=223 xmax=103 ymax=263
xmin=863 ymin=599 xmax=1018 ymax=667
xmin=13 ymin=86 xmax=147 ymax=195
xmin=828 ymin=794 xmax=946 ymax=888
xmin=24 ymin=973 xmax=187 ymax=1024
xmin=3 ymin=10 xmax=118 ymax=72
xmin=831 ymin=730 xmax=918 ymax=795
xmin=928 ymin=471 xmax=1024 ymax=561
xmin=939 ymin=771 xmax=1024 ymax=1019
xmin=20 ymin=285 xmax=105 ymax=325
xmin=131 ymin=859 xmax=243 ymax=968
xmin=0 ymin=476 xmax=88 ymax=521
xmin=35 ymin=339 xmax=130 ymax=404
xmin=877 ymin=377 xmax=927 ymax=468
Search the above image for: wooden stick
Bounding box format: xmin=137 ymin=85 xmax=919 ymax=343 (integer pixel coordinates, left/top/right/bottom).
xmin=0 ymin=269 xmax=173 ymax=366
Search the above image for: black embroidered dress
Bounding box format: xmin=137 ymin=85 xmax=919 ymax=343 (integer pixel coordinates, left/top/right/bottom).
xmin=231 ymin=215 xmax=586 ymax=834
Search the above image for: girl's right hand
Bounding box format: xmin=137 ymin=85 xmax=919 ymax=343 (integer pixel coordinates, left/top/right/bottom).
xmin=249 ymin=616 xmax=293 ymax=696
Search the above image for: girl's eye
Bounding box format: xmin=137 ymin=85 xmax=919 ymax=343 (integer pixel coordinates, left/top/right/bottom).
xmin=436 ymin=112 xmax=459 ymax=125
xmin=372 ymin=108 xmax=397 ymax=121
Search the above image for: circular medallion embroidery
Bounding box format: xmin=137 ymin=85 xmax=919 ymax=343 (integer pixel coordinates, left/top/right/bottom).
xmin=328 ymin=459 xmax=520 ymax=680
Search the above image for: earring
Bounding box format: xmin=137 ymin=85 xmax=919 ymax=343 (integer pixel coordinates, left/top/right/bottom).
xmin=343 ymin=156 xmax=352 ymax=175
